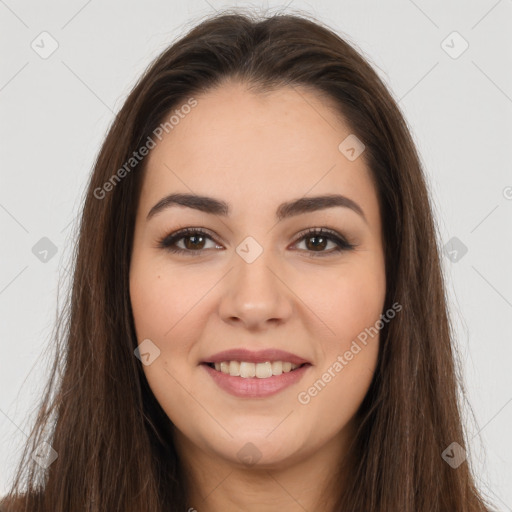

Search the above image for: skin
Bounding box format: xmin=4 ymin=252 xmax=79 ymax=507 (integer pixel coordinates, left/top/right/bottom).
xmin=129 ymin=81 xmax=386 ymax=512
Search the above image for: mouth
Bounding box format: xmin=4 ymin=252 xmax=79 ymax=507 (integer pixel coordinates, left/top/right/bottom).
xmin=203 ymin=361 xmax=311 ymax=379
xmin=201 ymin=360 xmax=312 ymax=398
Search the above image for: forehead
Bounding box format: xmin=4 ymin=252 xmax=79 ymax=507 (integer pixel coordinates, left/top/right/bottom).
xmin=141 ymin=82 xmax=378 ymax=222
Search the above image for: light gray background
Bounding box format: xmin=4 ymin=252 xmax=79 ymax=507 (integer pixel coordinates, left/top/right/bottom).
xmin=1 ymin=0 xmax=511 ymax=508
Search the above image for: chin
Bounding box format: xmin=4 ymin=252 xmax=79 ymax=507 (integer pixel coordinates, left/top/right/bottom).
xmin=212 ymin=430 xmax=306 ymax=468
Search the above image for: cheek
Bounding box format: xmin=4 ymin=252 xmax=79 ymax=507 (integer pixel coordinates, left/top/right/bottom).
xmin=294 ymin=305 xmax=382 ymax=436
xmin=295 ymin=259 xmax=386 ymax=348
xmin=292 ymin=260 xmax=384 ymax=414
xmin=129 ymin=264 xmax=204 ymax=423
xmin=129 ymin=258 xmax=218 ymax=397
xmin=338 ymin=280 xmax=384 ymax=344
xmin=130 ymin=261 xmax=203 ymax=343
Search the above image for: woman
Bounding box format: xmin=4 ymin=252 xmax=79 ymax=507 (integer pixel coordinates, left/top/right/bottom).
xmin=1 ymin=9 xmax=495 ymax=512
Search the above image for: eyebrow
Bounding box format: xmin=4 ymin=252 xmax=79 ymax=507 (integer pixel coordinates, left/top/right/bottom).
xmin=146 ymin=193 xmax=367 ymax=224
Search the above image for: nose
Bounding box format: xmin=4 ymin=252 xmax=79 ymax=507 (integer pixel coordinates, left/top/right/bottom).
xmin=218 ymin=249 xmax=293 ymax=331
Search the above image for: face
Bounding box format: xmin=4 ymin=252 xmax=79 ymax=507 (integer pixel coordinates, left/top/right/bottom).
xmin=129 ymin=81 xmax=386 ymax=470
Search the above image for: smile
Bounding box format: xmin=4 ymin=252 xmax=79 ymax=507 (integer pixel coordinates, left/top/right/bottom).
xmin=206 ymin=360 xmax=305 ymax=379
xmin=202 ymin=362 xmax=312 ymax=398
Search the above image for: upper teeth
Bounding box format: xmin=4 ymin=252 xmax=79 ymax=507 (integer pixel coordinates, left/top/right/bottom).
xmin=213 ymin=361 xmax=300 ymax=378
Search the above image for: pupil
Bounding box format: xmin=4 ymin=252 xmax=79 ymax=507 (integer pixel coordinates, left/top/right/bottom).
xmin=186 ymin=235 xmax=204 ymax=250
xmin=307 ymin=235 xmax=326 ymax=251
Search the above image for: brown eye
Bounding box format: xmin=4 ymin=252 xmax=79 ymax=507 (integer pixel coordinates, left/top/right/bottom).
xmin=158 ymin=228 xmax=221 ymax=256
xmin=158 ymin=227 xmax=355 ymax=257
xmin=304 ymin=234 xmax=329 ymax=251
xmin=182 ymin=233 xmax=207 ymax=250
xmin=294 ymin=228 xmax=355 ymax=257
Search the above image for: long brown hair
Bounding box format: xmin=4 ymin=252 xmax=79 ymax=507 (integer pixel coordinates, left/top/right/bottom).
xmin=1 ymin=9 xmax=496 ymax=511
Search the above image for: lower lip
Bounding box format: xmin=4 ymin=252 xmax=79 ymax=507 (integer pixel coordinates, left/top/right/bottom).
xmin=202 ymin=363 xmax=311 ymax=398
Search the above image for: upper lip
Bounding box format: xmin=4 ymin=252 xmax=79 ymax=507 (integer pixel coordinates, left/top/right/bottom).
xmin=202 ymin=348 xmax=311 ymax=366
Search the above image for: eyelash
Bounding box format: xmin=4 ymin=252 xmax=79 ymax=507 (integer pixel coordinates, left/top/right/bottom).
xmin=156 ymin=227 xmax=356 ymax=258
